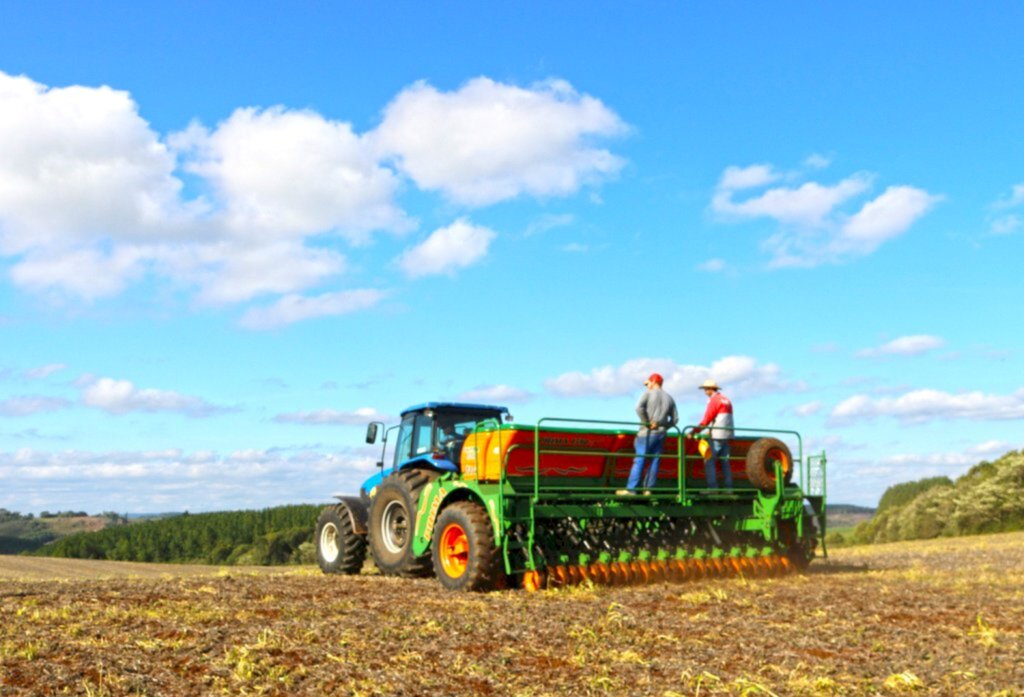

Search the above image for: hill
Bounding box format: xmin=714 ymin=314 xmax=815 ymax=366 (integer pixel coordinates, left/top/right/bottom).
xmin=825 ymin=503 xmax=875 ymax=529
xmin=37 ymin=504 xmax=321 ymax=566
xmin=850 ymin=449 xmax=1024 ymax=544
xmin=0 ymin=510 xmax=124 ymax=554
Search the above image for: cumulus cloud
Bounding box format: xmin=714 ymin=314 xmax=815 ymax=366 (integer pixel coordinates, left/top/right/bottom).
xmin=79 ymin=377 xmax=229 ymax=417
xmin=545 ymin=356 xmax=791 ymax=399
xmin=238 ymin=289 xmax=387 ymax=330
xmin=829 ymin=387 xmax=1024 ymax=426
xmin=0 ymin=396 xmax=70 ymax=417
xmin=457 ymin=384 xmax=532 ymax=404
xmin=0 ymin=72 xmax=187 ymax=253
xmin=373 ymin=77 xmax=627 ymax=205
xmin=397 ymin=218 xmax=496 ymax=278
xmin=172 ymin=107 xmax=409 ymax=242
xmin=711 ymin=160 xmax=939 ymax=267
xmin=856 ymin=334 xmax=946 ymax=358
xmin=0 ymin=70 xmax=626 ymax=325
xmin=274 ymin=407 xmax=394 ymax=425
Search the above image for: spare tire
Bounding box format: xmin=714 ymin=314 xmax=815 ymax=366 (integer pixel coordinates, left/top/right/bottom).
xmin=745 ymin=437 xmax=794 ymax=492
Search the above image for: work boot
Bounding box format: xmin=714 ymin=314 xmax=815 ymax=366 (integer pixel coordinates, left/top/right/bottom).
xmin=616 ymin=489 xmax=634 ymax=496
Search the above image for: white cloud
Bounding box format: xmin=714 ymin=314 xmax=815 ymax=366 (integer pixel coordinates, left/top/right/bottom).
xmin=804 ymin=153 xmax=831 ymax=169
xmin=792 ymin=401 xmax=823 ymax=417
xmin=0 ymin=72 xmax=187 ymax=254
xmin=173 ymin=107 xmax=408 ymax=242
xmin=856 ymin=334 xmax=946 ymax=358
xmin=697 ymin=258 xmax=726 ymax=272
xmin=167 ymin=240 xmax=347 ymax=305
xmin=544 ymin=355 xmax=790 ymax=399
xmin=990 ymin=214 xmax=1020 ymax=235
xmin=829 ymin=387 xmax=1024 ymax=426
xmin=238 ymin=289 xmax=387 ymax=330
xmin=24 ymin=363 xmax=67 ymax=379
xmin=0 ymin=446 xmax=380 ymax=512
xmin=397 ymin=218 xmax=496 ymax=278
xmin=0 ymin=396 xmax=70 ymax=417
xmin=879 ymin=440 xmax=1016 ymax=470
xmin=0 ymin=70 xmax=625 ymax=325
xmin=993 ymin=183 xmax=1024 ymax=209
xmin=79 ymin=377 xmax=228 ymax=417
xmin=716 ymin=164 xmax=781 ymax=191
xmin=373 ymin=77 xmax=627 ymax=206
xmin=457 ymin=384 xmax=532 ymax=404
xmin=711 ymin=160 xmax=939 ymax=267
xmin=713 ymin=173 xmax=872 ymax=226
xmin=524 ymin=213 xmax=575 ymax=237
xmin=274 ymin=407 xmax=393 ymax=425
xmin=834 ymin=186 xmax=942 ymax=255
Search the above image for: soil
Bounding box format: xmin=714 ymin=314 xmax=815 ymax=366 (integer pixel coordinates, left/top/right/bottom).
xmin=1 ymin=532 xmax=1022 ymax=695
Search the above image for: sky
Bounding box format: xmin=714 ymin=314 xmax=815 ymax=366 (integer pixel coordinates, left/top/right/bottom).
xmin=1 ymin=2 xmax=1022 ymax=513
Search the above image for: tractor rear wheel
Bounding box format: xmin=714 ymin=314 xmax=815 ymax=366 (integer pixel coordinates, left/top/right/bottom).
xmin=745 ymin=437 xmax=794 ymax=492
xmin=431 ymin=500 xmax=504 ymax=592
xmin=368 ymin=468 xmax=439 ymax=577
xmin=315 ymin=504 xmax=366 ymax=574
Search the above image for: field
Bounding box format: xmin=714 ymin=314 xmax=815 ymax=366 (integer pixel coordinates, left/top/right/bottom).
xmin=1 ymin=533 xmax=1022 ymax=696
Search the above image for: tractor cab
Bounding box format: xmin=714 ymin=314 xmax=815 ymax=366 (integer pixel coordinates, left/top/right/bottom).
xmin=366 ymin=402 xmax=509 ymax=477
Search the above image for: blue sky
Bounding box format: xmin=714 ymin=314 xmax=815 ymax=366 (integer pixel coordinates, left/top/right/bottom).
xmin=1 ymin=2 xmax=1022 ymax=512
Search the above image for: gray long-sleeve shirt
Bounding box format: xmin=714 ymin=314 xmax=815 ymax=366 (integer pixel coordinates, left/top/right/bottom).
xmin=635 ymin=388 xmax=679 ymax=436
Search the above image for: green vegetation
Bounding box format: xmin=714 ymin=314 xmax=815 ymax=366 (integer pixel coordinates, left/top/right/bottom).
xmin=877 ymin=476 xmax=953 ymax=513
xmin=848 ymin=450 xmax=1024 ymax=545
xmin=0 ymin=509 xmax=57 ymax=554
xmin=0 ymin=510 xmax=127 ymax=554
xmin=38 ymin=505 xmax=321 ymax=565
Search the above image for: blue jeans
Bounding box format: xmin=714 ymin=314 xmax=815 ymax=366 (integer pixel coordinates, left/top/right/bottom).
xmin=627 ymin=431 xmax=666 ymax=490
xmin=705 ymin=439 xmax=732 ymax=488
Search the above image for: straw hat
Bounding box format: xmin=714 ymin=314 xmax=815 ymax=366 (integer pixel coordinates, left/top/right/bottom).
xmin=699 ymin=379 xmax=721 ymax=391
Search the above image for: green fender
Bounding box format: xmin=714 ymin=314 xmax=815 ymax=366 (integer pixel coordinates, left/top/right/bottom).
xmin=411 ymin=478 xmax=504 ymax=557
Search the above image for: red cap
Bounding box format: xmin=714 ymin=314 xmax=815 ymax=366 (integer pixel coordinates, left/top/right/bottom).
xmin=645 ymin=373 xmax=664 ymax=386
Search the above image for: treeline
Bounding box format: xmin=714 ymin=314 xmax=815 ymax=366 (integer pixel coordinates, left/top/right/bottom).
xmin=832 ymin=450 xmax=1024 ymax=546
xmin=0 ymin=509 xmax=58 ymax=554
xmin=39 ymin=505 xmax=322 ymax=566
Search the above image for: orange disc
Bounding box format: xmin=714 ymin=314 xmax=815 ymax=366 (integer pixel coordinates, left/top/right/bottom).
xmin=522 ymin=570 xmax=543 ymax=592
xmin=567 ymin=565 xmax=583 ymax=585
xmin=590 ymin=562 xmax=610 ymax=584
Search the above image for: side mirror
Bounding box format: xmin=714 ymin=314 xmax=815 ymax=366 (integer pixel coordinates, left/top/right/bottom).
xmin=366 ymin=423 xmax=379 ymax=444
xmin=504 ymin=413 xmax=513 ymax=422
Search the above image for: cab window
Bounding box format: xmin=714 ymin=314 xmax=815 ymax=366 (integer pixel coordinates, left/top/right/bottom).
xmin=412 ymin=414 xmax=434 ymax=455
xmin=393 ymin=414 xmax=415 ymax=466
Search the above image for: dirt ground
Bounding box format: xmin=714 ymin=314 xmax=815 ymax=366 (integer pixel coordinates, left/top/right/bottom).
xmin=1 ymin=533 xmax=1022 ymax=696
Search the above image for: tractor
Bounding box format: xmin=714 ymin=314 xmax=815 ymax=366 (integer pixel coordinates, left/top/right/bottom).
xmin=314 ymin=402 xmax=827 ymax=591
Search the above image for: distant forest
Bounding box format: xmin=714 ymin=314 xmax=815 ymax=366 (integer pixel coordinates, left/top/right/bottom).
xmin=834 ymin=450 xmax=1024 ymax=545
xmin=38 ymin=505 xmax=321 ymax=565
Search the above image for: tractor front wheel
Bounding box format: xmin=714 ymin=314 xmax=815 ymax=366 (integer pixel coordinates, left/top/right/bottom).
xmin=315 ymin=504 xmax=366 ymax=574
xmin=431 ymin=501 xmax=504 ymax=592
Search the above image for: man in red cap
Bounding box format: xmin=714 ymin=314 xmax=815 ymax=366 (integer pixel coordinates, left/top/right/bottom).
xmin=620 ymin=373 xmax=678 ymax=494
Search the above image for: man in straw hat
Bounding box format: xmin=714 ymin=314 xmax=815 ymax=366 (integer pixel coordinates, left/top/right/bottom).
xmin=692 ymin=379 xmax=734 ymax=489
xmin=619 ymin=373 xmax=678 ymax=495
